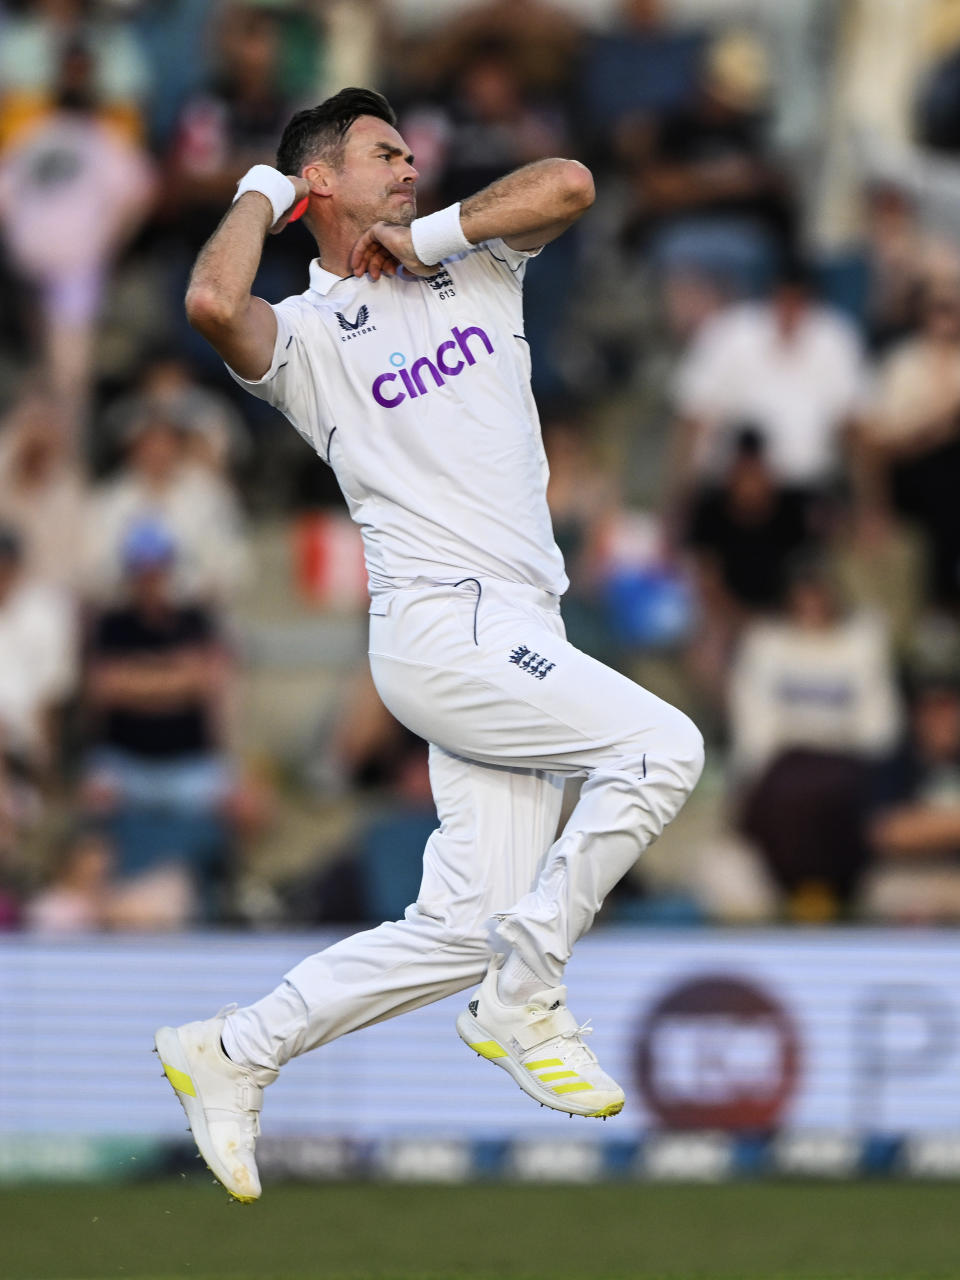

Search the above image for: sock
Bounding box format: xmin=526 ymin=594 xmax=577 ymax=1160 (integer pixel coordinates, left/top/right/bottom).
xmin=497 ymin=949 xmax=552 ymax=1005
xmin=221 ymin=979 xmax=309 ymax=1079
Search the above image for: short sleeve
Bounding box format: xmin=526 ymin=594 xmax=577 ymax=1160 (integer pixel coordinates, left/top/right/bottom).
xmin=226 ymin=298 xmax=331 ymax=457
xmin=479 ymin=238 xmax=543 ymax=289
xmin=226 ymin=299 xmax=302 ymax=408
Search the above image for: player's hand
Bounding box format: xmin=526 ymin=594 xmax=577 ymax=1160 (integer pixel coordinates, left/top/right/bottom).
xmin=349 ymin=222 xmax=435 ymax=281
xmin=269 ymin=176 xmax=311 ymax=235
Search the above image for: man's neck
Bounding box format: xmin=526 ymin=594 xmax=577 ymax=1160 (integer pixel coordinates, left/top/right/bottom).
xmin=314 ymin=217 xmax=365 ymax=280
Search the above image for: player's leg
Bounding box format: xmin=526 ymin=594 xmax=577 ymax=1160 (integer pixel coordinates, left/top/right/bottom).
xmin=155 ymin=745 xmax=562 ymax=1199
xmin=452 ymin=673 xmax=701 ymax=1118
xmin=365 ymin=579 xmax=703 ymax=1115
xmin=223 ymin=747 xmax=564 ymax=1066
xmin=370 ymin=580 xmax=704 ymax=987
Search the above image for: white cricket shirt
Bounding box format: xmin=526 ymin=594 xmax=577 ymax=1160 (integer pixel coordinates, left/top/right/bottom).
xmin=229 ymin=239 xmax=568 ymax=597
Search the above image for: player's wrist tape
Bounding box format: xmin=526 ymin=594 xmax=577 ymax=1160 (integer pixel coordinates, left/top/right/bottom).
xmin=233 ymin=165 xmax=297 ymax=227
xmin=410 ymin=202 xmax=471 ymax=266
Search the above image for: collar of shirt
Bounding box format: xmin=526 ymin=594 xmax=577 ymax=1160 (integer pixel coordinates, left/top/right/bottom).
xmin=309 ymin=259 xmax=353 ymax=295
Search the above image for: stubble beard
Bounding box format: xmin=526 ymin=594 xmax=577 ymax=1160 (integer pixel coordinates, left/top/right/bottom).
xmin=385 ymin=194 xmax=416 ymax=227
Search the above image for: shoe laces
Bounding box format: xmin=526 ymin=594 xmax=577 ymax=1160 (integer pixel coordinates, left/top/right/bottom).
xmin=558 ymin=1019 xmax=599 ymax=1069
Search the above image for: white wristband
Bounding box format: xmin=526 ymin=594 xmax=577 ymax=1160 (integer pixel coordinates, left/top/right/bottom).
xmin=233 ymin=164 xmax=297 ymax=228
xmin=410 ymin=202 xmax=471 ymax=266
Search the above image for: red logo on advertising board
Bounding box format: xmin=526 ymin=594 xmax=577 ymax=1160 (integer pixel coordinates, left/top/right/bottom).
xmin=635 ymin=974 xmax=800 ymax=1130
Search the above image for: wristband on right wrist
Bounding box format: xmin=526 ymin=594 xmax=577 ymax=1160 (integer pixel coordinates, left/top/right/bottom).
xmin=233 ymin=164 xmax=297 ymax=228
xmin=410 ymin=202 xmax=472 ymax=266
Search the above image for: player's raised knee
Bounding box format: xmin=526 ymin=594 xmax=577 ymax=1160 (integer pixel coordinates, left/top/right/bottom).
xmin=643 ymin=707 xmax=703 ymax=798
xmin=669 ymin=711 xmax=705 ymax=795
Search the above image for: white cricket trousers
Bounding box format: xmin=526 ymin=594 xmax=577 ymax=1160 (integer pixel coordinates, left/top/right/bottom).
xmin=224 ymin=578 xmax=704 ymax=1075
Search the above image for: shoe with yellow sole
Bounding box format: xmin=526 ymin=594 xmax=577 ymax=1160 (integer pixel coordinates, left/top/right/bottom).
xmin=456 ymin=963 xmax=624 ymax=1119
xmin=154 ymin=1007 xmax=276 ymax=1202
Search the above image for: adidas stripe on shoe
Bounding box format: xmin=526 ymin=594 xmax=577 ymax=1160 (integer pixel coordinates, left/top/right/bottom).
xmin=456 ymin=962 xmax=624 ymax=1119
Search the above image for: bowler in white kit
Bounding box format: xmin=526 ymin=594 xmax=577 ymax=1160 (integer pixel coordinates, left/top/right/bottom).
xmin=154 ymin=88 xmax=704 ymax=1201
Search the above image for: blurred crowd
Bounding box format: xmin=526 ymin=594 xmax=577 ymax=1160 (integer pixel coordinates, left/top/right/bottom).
xmin=3 ymin=0 xmax=960 ymax=932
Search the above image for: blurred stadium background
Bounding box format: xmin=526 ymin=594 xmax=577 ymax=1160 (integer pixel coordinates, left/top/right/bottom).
xmin=6 ymin=0 xmax=960 ymax=1275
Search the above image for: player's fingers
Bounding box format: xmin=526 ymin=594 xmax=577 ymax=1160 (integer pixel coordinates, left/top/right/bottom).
xmin=351 ymin=229 xmax=383 ymax=275
xmin=367 ymin=246 xmax=394 ymax=281
xmin=349 ymin=232 xmax=372 ymax=274
xmin=378 ymin=252 xmax=401 ymax=279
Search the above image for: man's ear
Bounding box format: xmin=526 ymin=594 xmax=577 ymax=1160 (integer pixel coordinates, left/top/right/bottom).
xmin=303 ymin=161 xmax=334 ymax=199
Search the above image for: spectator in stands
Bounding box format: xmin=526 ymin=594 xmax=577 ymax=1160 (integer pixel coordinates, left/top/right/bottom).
xmin=399 ymin=0 xmax=579 ymax=103
xmin=671 ymin=260 xmax=868 ymax=524
xmin=0 ymin=522 xmax=77 ymax=774
xmin=163 ymin=3 xmax=300 ymax=253
xmin=860 ymin=180 xmax=928 ymax=354
xmin=161 ymin=2 xmax=312 ymax=372
xmin=864 ymin=275 xmax=960 ymax=610
xmin=402 ymin=41 xmax=571 ymax=210
xmin=25 ymin=824 xmax=113 ymax=933
xmin=0 ymin=0 xmax=151 ymax=148
xmin=730 ymin=556 xmax=901 ymax=915
xmin=85 ymin=399 xmax=250 ymax=605
xmin=0 ymin=388 xmax=88 ymax=590
xmin=582 ymin=0 xmax=704 ymax=145
xmin=686 ymin=426 xmax=813 ymax=616
xmin=624 ymin=28 xmax=793 ymax=290
xmin=864 ymin=677 xmax=960 ymax=922
xmin=26 ymin=819 xmax=198 ymax=932
xmin=0 ymin=37 xmax=155 ymax=423
xmin=684 ymin=426 xmax=813 ymax=713
xmin=82 ymin=520 xmax=234 ymax=917
xmin=102 ymin=351 xmax=250 ymax=477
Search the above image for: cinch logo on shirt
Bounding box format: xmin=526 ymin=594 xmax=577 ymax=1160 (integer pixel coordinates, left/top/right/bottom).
xmin=371 ymin=325 xmax=494 ymax=409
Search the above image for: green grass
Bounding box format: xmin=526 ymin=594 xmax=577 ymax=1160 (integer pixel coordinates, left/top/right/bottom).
xmin=2 ymin=1179 xmax=960 ymax=1280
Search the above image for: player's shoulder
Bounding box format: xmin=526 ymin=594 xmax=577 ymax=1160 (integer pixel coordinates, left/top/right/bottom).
xmin=441 ymin=239 xmax=538 ymax=287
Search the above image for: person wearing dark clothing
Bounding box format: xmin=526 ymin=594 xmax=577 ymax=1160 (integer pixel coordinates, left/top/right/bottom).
xmin=82 ymin=519 xmax=233 ymax=912
xmin=686 ymin=427 xmax=813 ymax=612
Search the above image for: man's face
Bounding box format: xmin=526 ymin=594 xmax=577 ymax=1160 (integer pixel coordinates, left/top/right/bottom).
xmin=320 ymin=115 xmax=419 ymax=231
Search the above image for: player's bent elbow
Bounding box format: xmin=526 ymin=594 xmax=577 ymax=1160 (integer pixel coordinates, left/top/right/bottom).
xmin=185 ymin=286 xmax=239 ymax=336
xmin=561 ymin=160 xmax=595 ymax=211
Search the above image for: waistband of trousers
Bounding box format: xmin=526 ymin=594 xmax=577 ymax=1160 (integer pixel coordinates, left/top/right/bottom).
xmin=368 ymin=576 xmax=562 ymax=615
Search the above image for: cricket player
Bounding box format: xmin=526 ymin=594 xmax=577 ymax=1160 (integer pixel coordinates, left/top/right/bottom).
xmin=154 ymin=88 xmax=704 ymax=1201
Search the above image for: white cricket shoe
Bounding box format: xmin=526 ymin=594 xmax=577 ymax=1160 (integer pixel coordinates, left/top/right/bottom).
xmin=154 ymin=1007 xmax=276 ymax=1202
xmin=456 ymin=963 xmax=625 ymax=1118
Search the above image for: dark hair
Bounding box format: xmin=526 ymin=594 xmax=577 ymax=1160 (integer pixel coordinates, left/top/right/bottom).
xmin=276 ymin=87 xmax=397 ymax=176
xmin=775 ymin=255 xmax=815 ymax=295
xmin=731 ymin=423 xmax=766 ymax=458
